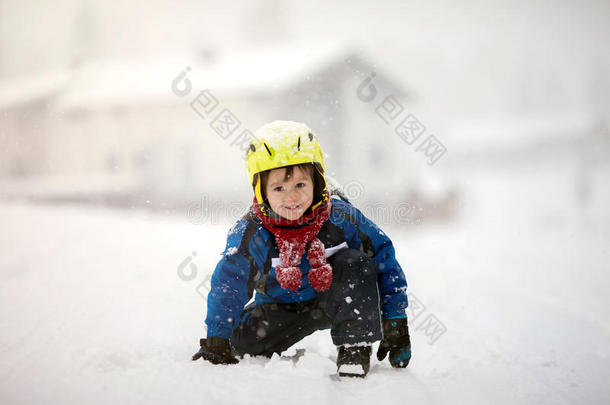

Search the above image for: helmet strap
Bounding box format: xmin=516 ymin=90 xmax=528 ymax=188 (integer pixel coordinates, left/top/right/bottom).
xmin=253 ymin=174 xmax=266 ymax=208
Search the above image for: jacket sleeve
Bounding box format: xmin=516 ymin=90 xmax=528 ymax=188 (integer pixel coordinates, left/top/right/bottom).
xmin=336 ymin=201 xmax=409 ymax=319
xmin=205 ymin=221 xmax=255 ymax=339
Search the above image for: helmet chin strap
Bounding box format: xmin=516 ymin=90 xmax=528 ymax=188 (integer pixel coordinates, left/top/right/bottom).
xmin=309 ymin=163 xmax=329 ymax=211
xmin=253 ymin=174 xmax=267 ymax=213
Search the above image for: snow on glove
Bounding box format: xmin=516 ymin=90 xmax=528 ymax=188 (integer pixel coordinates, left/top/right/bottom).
xmin=192 ymin=337 xmax=239 ymax=365
xmin=376 ymin=318 xmax=411 ymax=368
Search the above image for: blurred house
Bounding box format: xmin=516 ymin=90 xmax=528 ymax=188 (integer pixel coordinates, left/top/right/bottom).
xmin=1 ymin=43 xmax=431 ymax=212
xmin=445 ymin=111 xmax=610 ymax=224
xmin=0 ymin=71 xmax=68 ymax=177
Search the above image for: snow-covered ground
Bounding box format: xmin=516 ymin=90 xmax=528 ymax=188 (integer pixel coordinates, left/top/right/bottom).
xmin=1 ymin=165 xmax=609 ymax=405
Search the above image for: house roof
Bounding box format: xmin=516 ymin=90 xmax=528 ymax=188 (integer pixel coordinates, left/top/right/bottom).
xmin=0 ymin=42 xmax=411 ymax=112
xmin=54 ymin=42 xmax=355 ymax=111
xmin=0 ymin=69 xmax=70 ymax=110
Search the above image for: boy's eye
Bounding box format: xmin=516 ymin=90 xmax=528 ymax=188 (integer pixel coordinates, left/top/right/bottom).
xmin=273 ymin=186 xmax=284 ymax=192
xmin=296 ymin=182 xmax=306 ymax=188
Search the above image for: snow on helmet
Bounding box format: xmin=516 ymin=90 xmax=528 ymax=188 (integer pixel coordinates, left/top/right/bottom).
xmin=246 ymin=120 xmax=328 ymax=213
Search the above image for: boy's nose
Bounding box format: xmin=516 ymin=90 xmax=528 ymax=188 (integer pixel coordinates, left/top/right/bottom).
xmin=286 ymin=189 xmax=300 ymax=202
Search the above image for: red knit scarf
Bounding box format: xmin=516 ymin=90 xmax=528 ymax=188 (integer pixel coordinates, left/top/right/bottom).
xmin=252 ymin=196 xmax=333 ymax=292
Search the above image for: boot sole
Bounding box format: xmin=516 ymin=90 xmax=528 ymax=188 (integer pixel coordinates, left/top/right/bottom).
xmin=337 ymin=364 xmax=368 ymax=378
xmin=338 ymin=371 xmax=367 ymax=378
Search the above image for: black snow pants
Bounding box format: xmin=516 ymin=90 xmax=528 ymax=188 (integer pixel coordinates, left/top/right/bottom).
xmin=230 ymin=248 xmax=382 ymax=356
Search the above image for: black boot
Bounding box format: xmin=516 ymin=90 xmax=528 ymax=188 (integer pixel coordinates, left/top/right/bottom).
xmin=336 ymin=345 xmax=372 ymax=377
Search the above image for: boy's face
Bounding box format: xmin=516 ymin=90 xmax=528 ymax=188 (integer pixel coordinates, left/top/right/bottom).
xmin=265 ymin=166 xmax=314 ymax=220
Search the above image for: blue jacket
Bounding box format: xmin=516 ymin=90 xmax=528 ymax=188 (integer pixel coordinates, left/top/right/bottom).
xmin=205 ymin=197 xmax=409 ymax=339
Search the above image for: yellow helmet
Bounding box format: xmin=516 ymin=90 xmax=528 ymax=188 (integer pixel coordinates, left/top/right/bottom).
xmin=246 ymin=120 xmax=328 ymax=211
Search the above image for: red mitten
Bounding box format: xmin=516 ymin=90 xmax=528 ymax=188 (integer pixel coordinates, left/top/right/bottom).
xmin=308 ymin=264 xmax=333 ymax=291
xmin=276 ymin=266 xmax=302 ymax=291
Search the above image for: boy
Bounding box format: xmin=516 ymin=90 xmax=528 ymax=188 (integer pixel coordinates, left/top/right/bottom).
xmin=192 ymin=121 xmax=411 ymax=377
